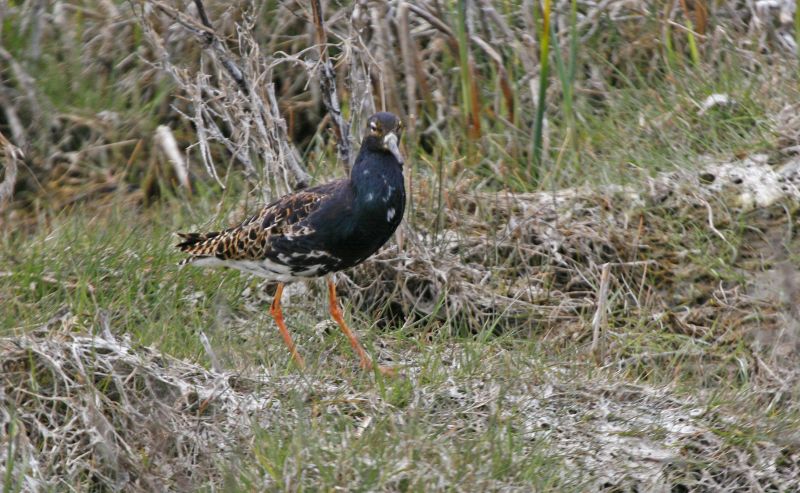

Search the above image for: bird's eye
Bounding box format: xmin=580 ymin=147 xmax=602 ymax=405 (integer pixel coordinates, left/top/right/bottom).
xmin=369 ymin=122 xmax=378 ymax=132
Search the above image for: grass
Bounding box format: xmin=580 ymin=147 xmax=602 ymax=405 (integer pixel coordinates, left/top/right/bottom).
xmin=531 ymin=0 xmax=552 ymax=178
xmin=3 ymin=163 xmax=799 ymax=489
xmin=235 ymin=351 xmax=572 ymax=491
xmin=0 ymin=203 xmax=583 ymax=490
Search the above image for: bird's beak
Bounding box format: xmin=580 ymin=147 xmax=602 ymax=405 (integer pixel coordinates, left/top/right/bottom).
xmin=383 ymin=132 xmax=404 ymax=165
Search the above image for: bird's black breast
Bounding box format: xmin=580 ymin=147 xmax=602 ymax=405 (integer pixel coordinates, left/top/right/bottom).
xmin=308 ymin=149 xmax=405 ymax=271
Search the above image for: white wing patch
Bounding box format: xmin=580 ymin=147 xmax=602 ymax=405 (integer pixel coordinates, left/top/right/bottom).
xmin=294 ymin=265 xmax=324 ymax=277
xmin=383 ymin=185 xmax=395 ymax=202
xmin=292 ymin=226 xmax=314 ymax=236
xmin=386 ymin=207 xmax=396 ymax=222
xmin=305 ymin=250 xmax=330 ymax=259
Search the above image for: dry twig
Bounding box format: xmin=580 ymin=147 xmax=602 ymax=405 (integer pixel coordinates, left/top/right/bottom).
xmin=311 ymin=0 xmax=352 ymax=170
xmin=0 ymin=131 xmax=22 ymax=213
xmin=154 ymin=125 xmax=191 ymax=193
xmin=591 ymin=262 xmax=612 ymax=362
xmin=139 ymin=0 xmax=311 ymax=194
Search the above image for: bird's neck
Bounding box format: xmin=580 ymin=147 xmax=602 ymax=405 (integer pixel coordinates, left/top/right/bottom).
xmin=350 ymin=148 xmax=404 ymax=211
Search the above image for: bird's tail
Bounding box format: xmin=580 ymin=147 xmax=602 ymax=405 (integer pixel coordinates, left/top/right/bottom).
xmin=176 ymin=231 xmax=222 ymax=265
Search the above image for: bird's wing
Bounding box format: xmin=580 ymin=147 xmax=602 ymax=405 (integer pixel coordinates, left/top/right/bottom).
xmin=176 ymin=180 xmax=345 ymax=262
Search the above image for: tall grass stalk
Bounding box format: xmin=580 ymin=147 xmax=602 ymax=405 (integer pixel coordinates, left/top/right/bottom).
xmin=684 ymin=18 xmax=701 ymax=67
xmin=678 ymin=0 xmax=703 ymax=67
xmin=434 ymin=152 xmax=445 ymax=244
xmin=795 ymin=2 xmax=800 ymax=74
xmin=531 ymin=0 xmax=552 ymax=183
xmin=662 ymin=3 xmax=678 ymax=73
xmin=456 ymin=0 xmax=479 ymax=147
xmin=551 ymin=0 xmax=579 ymax=162
xmin=4 ymin=415 xmax=22 ymax=493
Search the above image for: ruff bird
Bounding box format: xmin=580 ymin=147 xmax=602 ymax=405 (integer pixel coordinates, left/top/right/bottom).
xmin=177 ymin=112 xmax=405 ymax=372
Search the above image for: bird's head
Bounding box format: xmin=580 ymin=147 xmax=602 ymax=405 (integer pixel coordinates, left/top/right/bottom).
xmin=363 ymin=112 xmax=404 ymax=165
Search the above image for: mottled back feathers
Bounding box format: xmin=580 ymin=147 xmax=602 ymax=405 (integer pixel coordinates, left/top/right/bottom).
xmin=177 ymin=181 xmax=341 ymax=264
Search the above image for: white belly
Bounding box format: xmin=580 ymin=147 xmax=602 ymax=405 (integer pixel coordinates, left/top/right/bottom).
xmin=186 ymin=256 xmax=324 ymax=282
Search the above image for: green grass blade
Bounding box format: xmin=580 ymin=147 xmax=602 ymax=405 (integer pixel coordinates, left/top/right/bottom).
xmin=531 ymin=0 xmax=552 ymax=182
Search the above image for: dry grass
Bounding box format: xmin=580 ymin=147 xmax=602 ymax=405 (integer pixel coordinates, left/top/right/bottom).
xmin=1 ymin=0 xmax=797 ymax=206
xmin=4 ymin=318 xmax=799 ymax=491
xmin=4 ymin=152 xmax=799 ymax=490
xmin=347 ymin=153 xmax=800 ymax=343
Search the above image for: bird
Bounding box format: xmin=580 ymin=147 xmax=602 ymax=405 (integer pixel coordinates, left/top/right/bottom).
xmin=176 ymin=112 xmax=405 ymax=372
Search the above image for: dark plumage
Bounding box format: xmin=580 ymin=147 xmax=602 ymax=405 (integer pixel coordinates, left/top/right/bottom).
xmin=177 ymin=112 xmax=406 ymax=372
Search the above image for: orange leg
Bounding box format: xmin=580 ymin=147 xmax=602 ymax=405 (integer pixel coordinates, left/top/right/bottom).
xmin=327 ymin=277 xmax=373 ymax=370
xmin=269 ymin=282 xmax=305 ymax=369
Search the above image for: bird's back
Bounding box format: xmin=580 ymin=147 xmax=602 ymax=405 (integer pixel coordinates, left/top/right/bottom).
xmin=177 ymin=180 xmax=349 ymax=280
